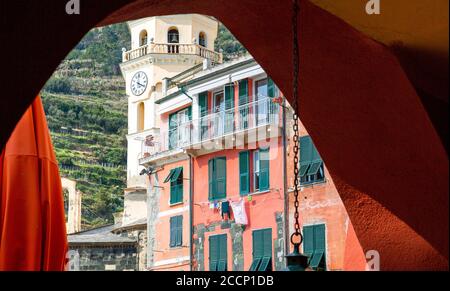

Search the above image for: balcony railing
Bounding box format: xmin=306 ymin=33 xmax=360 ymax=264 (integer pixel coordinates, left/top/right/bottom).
xmin=140 ymin=97 xmax=282 ymax=161
xmin=122 ymin=43 xmax=223 ymax=64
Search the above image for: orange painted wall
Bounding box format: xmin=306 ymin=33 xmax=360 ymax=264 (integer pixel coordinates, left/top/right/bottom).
xmin=193 ymin=136 xmax=286 ymax=271
xmin=286 ymin=121 xmax=366 ymax=270
xmin=151 ymin=158 xmax=190 ymax=271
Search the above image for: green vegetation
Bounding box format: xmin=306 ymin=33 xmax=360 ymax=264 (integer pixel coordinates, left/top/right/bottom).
xmin=41 ymin=20 xmax=246 ymax=230
xmin=41 ymin=23 xmax=129 ymax=229
xmin=215 ymin=23 xmax=248 ymax=61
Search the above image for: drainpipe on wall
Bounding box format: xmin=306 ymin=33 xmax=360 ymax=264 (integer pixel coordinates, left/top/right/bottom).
xmin=281 ymin=96 xmax=290 ymax=262
xmin=187 ymin=153 xmax=195 ymax=271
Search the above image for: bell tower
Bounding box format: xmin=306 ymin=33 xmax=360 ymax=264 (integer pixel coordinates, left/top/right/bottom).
xmin=120 ymin=14 xmax=221 ymax=189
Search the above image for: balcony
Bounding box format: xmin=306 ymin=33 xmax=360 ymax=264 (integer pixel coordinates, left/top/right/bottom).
xmin=139 ymin=97 xmax=282 ymax=165
xmin=122 ymin=43 xmax=223 ymax=64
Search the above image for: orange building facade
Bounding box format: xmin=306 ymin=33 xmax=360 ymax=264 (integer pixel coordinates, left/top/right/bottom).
xmin=140 ymin=56 xmax=365 ymax=271
xmin=286 ymin=121 xmax=367 ymax=270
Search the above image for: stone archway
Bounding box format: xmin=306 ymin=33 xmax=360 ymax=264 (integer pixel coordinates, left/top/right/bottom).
xmin=0 ymin=0 xmax=447 ymax=270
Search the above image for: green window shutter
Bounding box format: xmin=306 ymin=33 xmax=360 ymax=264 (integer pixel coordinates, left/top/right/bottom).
xmin=224 ymin=84 xmax=235 ymax=133
xmin=208 ymin=159 xmax=215 ymax=200
xmin=215 ymin=157 xmax=227 ymax=199
xmin=168 ymin=112 xmax=178 ymax=150
xmin=187 ymin=106 xmax=192 ymax=120
xmin=299 ymin=164 xmax=310 ymax=177
xmin=224 ymin=83 xmax=235 ymax=110
xmin=239 ymin=151 xmax=250 ymax=195
xmin=219 ymin=234 xmax=227 ymax=260
xmin=170 ymin=184 xmax=176 ymax=204
xmin=176 ymin=215 xmax=183 ymax=247
xmin=199 ymin=92 xmax=208 ymax=117
xmin=300 ymin=136 xmax=313 ymax=164
xmin=263 ymin=229 xmax=272 ymax=257
xmin=209 ymin=236 xmax=218 ymax=271
xmin=169 ymin=112 xmax=178 ymax=130
xmin=258 ymin=256 xmax=272 ymax=271
xmin=170 ymin=167 xmax=182 ymax=182
xmin=170 ymin=168 xmax=183 ymax=204
xmin=307 ymin=161 xmax=322 ymax=176
xmin=249 ymin=258 xmax=261 ymax=271
xmin=314 ymin=224 xmax=326 ymax=252
xmin=164 ymin=169 xmax=175 ymax=183
xmin=217 ymin=261 xmax=227 ymax=271
xmin=209 ymin=157 xmax=227 ymax=200
xmin=267 ymin=78 xmax=275 ymax=98
xmin=252 ymin=229 xmax=272 ymax=271
xmin=169 ymin=217 xmax=175 ymax=247
xmin=259 ymin=148 xmax=270 ymax=191
xmin=238 ymin=79 xmax=249 ymax=105
xmin=309 ymin=252 xmax=325 ymax=269
xmin=209 ymin=234 xmax=226 ymax=271
xmin=218 ymin=234 xmax=227 ymax=271
xmin=178 ymin=182 xmax=183 ymax=203
xmin=253 ymin=230 xmax=264 ymax=259
xmin=311 ymin=139 xmax=322 ymax=162
xmin=303 ymin=225 xmax=314 ymax=255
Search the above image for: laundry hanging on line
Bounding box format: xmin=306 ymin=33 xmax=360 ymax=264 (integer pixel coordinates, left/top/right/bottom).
xmin=230 ymin=199 xmax=248 ymax=225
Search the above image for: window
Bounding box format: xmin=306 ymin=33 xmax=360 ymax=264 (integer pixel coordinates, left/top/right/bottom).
xmin=169 ymin=215 xmax=183 ymax=248
xmin=164 ymin=167 xmax=183 ymax=204
xmin=255 ymin=78 xmax=280 ymax=126
xmin=198 ymin=92 xmax=208 ymax=117
xmin=209 ymin=234 xmax=227 ymax=271
xmin=168 ymin=28 xmax=179 ymax=43
xmin=303 ymin=224 xmax=326 ymax=271
xmin=168 ymin=107 xmax=192 ymax=149
xmin=253 ymin=148 xmax=270 ymax=192
xmin=198 ymin=92 xmax=209 ymax=141
xmin=199 ymin=32 xmax=207 ymax=47
xmin=249 ymin=229 xmax=272 ymax=271
xmin=224 ymin=83 xmax=235 ymax=133
xmin=267 ymin=78 xmax=279 ymax=98
xmin=239 ymin=151 xmax=250 ymax=195
xmin=238 ymin=79 xmax=249 ymax=129
xmin=299 ymin=136 xmax=325 ymax=185
xmin=253 ymin=151 xmax=260 ymax=190
xmin=137 ymin=102 xmax=145 ymax=132
xmin=139 ymin=30 xmax=148 ymax=46
xmin=208 ymin=157 xmax=227 ymax=200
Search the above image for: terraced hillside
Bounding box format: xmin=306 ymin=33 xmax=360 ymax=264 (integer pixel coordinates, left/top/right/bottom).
xmin=40 ymin=21 xmax=247 ymax=230
xmin=41 ymin=23 xmax=130 ymax=229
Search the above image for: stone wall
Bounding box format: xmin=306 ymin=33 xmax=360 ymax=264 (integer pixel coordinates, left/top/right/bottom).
xmin=68 ymin=245 xmax=138 ymax=271
xmin=193 ymin=217 xmax=285 ymax=271
xmin=114 ymin=228 xmax=148 ymax=271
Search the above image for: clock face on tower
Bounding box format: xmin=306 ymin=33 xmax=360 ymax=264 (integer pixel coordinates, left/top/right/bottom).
xmin=130 ymin=71 xmax=148 ymax=96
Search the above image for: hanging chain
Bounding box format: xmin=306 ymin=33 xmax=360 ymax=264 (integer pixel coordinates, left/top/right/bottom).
xmin=291 ymin=0 xmax=302 ymax=246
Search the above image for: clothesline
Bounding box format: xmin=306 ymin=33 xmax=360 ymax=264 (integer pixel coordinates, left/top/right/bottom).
xmin=193 ymin=188 xmax=282 ymax=206
xmin=193 ymin=188 xmax=283 ymax=213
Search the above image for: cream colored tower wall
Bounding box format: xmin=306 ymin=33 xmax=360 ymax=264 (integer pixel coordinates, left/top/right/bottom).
xmin=122 ymin=191 xmax=147 ymax=226
xmin=191 ymin=15 xmax=218 ymax=51
xmin=129 ymin=17 xmax=156 ymax=50
xmin=123 ymin=14 xmax=219 ymax=184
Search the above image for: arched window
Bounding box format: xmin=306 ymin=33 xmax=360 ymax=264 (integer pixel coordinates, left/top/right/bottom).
xmin=137 ymin=102 xmax=145 ymax=132
xmin=155 ymin=82 xmax=162 ymax=93
xmin=199 ymin=32 xmax=207 ymax=47
xmin=139 ymin=30 xmax=148 ymax=46
xmin=168 ymin=28 xmax=179 ymax=43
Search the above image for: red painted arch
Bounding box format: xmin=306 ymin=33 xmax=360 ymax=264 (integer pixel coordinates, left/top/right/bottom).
xmin=0 ymin=0 xmax=447 ymax=270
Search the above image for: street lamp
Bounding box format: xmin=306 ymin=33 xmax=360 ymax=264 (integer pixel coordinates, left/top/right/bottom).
xmin=284 ymin=0 xmax=309 ymax=271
